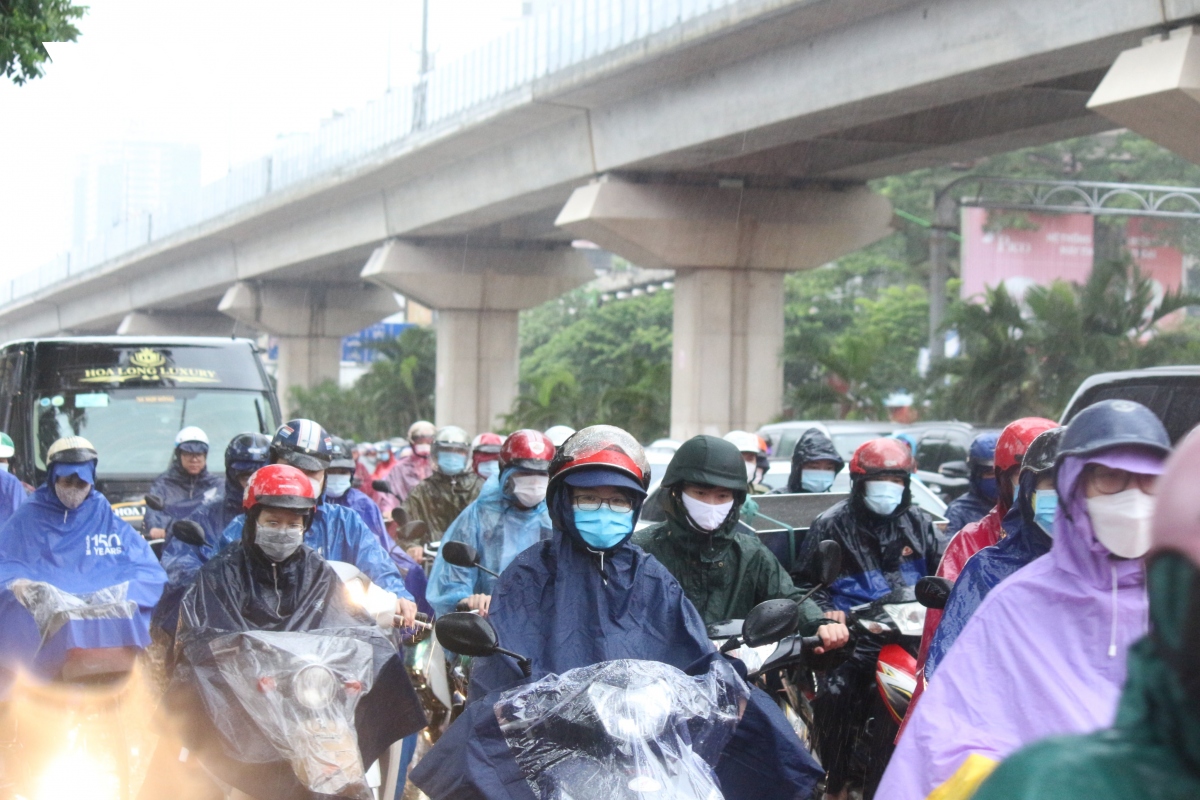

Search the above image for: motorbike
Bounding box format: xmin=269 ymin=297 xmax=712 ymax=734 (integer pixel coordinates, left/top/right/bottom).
xmin=0 ymin=579 xmax=155 ymax=800
xmin=143 ymin=492 xmax=208 ymax=560
xmin=431 ymin=598 xmax=802 ymax=799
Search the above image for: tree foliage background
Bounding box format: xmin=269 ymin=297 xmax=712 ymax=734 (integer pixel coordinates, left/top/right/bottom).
xmin=285 ymin=132 xmax=1200 ymax=442
xmin=1 ymin=0 xmax=86 ymax=85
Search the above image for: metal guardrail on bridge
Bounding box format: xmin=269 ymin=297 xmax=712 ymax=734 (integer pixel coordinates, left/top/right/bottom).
xmin=8 ymin=0 xmax=749 ymax=310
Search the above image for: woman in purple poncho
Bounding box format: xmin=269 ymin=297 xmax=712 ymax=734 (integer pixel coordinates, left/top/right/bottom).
xmin=877 ymin=399 xmax=1171 ymax=800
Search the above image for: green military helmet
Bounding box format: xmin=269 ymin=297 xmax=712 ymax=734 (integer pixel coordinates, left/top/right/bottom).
xmin=660 ymin=435 xmax=749 ymax=493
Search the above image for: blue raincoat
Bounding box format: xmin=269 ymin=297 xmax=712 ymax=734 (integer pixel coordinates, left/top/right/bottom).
xmin=426 ymin=469 xmax=553 ymax=618
xmin=144 ymin=459 xmax=224 ymax=533
xmin=155 ymin=494 xmax=227 ymax=637
xmin=0 ymin=462 xmax=166 ymax=694
xmin=0 ymin=469 xmax=27 ymax=527
xmin=329 ymin=487 xmax=387 ymax=543
xmin=218 ymin=500 xmax=413 ymax=601
xmin=411 ymin=526 xmax=824 ymax=799
xmin=924 ymin=471 xmax=1054 ymax=679
xmin=943 ymin=491 xmax=992 ymax=540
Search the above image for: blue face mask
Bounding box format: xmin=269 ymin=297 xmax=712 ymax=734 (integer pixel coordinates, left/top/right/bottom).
xmin=477 ymin=459 xmax=500 ymax=479
xmin=863 ymin=480 xmax=904 ymax=516
xmin=1033 ymin=489 xmax=1058 ymax=536
xmin=977 ymin=476 xmax=998 ymax=503
xmin=437 ymin=452 xmax=468 ymax=475
xmin=573 ymin=507 xmax=634 ymax=550
xmin=800 ymin=469 xmax=836 ymax=493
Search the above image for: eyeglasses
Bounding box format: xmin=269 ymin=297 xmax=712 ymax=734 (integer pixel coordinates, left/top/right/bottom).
xmin=1085 ymin=465 xmax=1158 ymax=496
xmin=572 ymin=494 xmax=634 ymax=513
xmin=258 ymin=522 xmax=305 ymax=535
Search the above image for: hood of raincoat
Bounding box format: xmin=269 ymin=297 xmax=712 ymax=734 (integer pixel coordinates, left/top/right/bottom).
xmin=165 ymin=542 xmax=425 ymax=800
xmin=876 ymin=445 xmax=1162 ymax=800
xmin=971 ymin=552 xmax=1200 ymax=800
xmin=411 ymin=529 xmax=824 ymax=800
xmin=787 ymin=428 xmax=845 ymax=493
xmin=426 ymin=468 xmax=553 ymax=618
xmin=0 ymin=462 xmax=166 ymax=693
xmin=925 ymin=470 xmax=1054 ymax=678
xmin=658 ymin=435 xmax=746 ymax=544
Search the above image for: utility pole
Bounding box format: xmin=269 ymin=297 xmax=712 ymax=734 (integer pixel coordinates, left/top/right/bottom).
xmin=413 ymin=0 xmax=430 ymax=129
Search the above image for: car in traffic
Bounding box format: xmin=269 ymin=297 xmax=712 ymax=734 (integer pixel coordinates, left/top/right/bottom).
xmin=756 ymin=420 xmax=898 ymax=463
xmin=1060 ymin=366 xmax=1200 ymax=443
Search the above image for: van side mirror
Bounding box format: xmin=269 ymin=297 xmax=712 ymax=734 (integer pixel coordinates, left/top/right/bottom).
xmin=817 ymin=540 xmax=842 ymax=586
xmin=916 ymin=576 xmax=953 ymax=610
xmin=144 ymin=494 xmax=165 ymax=512
xmin=939 ymin=461 xmax=969 ymax=479
xmin=742 ymin=598 xmax=801 ymax=648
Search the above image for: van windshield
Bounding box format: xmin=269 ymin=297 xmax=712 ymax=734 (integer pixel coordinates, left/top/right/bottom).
xmin=35 ymin=388 xmax=272 ymax=478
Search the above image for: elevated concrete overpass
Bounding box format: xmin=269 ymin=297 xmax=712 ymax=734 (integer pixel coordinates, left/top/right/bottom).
xmin=6 ymin=0 xmax=1200 ymax=437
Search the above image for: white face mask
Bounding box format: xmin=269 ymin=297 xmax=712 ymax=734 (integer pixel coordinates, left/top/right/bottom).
xmin=1086 ymin=488 xmax=1155 ymax=559
xmin=55 ymin=481 xmax=91 ymax=510
xmin=510 ymin=474 xmax=549 ymax=508
xmin=681 ymin=492 xmax=734 ymax=532
xmin=255 ymin=521 xmax=305 ymax=562
xmin=863 ymin=480 xmax=904 ymax=516
xmin=325 ymin=474 xmax=352 ymax=498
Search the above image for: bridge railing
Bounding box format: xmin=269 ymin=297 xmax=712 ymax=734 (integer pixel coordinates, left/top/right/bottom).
xmin=10 ymin=0 xmax=741 ymax=309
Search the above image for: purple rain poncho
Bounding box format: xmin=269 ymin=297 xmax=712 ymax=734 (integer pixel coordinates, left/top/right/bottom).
xmin=877 ymin=447 xmax=1162 ymax=800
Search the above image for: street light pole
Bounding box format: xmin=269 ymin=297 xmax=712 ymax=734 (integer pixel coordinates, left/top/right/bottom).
xmin=928 ymin=187 xmax=958 ymax=365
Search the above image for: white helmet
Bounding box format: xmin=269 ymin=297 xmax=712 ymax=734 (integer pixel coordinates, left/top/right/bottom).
xmin=723 ymin=430 xmax=761 ymax=455
xmin=544 ymin=425 xmax=576 ymax=448
xmin=175 ymin=426 xmax=210 ymax=453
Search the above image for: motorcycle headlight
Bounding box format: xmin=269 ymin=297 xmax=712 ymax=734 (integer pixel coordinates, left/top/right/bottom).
xmin=882 ymin=602 xmax=927 ymax=637
xmin=586 ymin=680 xmax=673 ymax=742
xmin=294 ymin=664 xmax=338 ymax=709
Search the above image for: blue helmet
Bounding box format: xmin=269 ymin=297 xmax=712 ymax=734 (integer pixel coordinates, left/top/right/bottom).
xmin=1057 ymin=399 xmax=1170 ymax=463
xmin=968 ymin=431 xmax=1000 ymax=467
xmin=225 ymin=432 xmax=270 ymax=482
xmin=270 ymin=419 xmax=333 ymax=472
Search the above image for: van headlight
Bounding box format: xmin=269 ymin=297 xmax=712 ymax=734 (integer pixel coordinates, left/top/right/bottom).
xmin=587 ymin=680 xmax=673 ymax=742
xmin=294 ymin=664 xmax=338 ymax=709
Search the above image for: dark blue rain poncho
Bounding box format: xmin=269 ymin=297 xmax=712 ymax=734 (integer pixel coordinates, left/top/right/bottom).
xmin=144 ymin=456 xmax=224 ymax=533
xmin=411 ymin=485 xmax=824 ymax=800
xmin=426 ymin=469 xmax=553 ymax=618
xmin=0 ymin=469 xmax=27 ymax=527
xmin=219 ymin=500 xmax=413 ymax=601
xmin=0 ymin=462 xmax=166 ymax=694
xmin=943 ymin=432 xmax=1000 ymax=538
xmin=329 ymin=486 xmax=387 ymax=543
xmin=924 ymin=469 xmax=1053 ymax=679
xmin=155 ymin=493 xmax=227 ymax=638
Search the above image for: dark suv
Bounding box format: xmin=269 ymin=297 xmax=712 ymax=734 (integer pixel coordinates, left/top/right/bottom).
xmin=1060 ymin=366 xmax=1200 ymax=443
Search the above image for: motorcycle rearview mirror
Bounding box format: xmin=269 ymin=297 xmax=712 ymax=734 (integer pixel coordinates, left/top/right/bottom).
xmin=938 ymin=460 xmax=969 ymax=479
xmin=144 ymin=494 xmax=165 ymax=512
xmin=391 ymin=507 xmax=408 ymax=526
xmin=400 ymin=520 xmax=429 ymax=544
xmin=371 ymin=479 xmax=395 ymax=495
xmin=442 ymin=540 xmax=500 ymax=578
xmin=169 ymin=519 xmax=207 ymax=548
xmin=435 ymin=612 xmax=532 ymax=677
xmin=916 ymin=576 xmax=953 ymax=610
xmin=741 ymin=598 xmax=802 ymax=648
xmin=817 ymin=540 xmax=842 ymax=586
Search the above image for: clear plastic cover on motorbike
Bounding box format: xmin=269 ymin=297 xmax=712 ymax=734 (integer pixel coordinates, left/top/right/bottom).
xmin=8 ymin=578 xmax=136 ymax=645
xmin=554 ymin=425 xmax=650 ymax=483
xmin=494 ymin=658 xmax=749 ymax=800
xmin=203 ymin=630 xmax=377 ymax=799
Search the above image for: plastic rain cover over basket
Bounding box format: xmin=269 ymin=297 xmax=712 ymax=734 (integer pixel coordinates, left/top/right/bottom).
xmin=206 ymin=630 xmax=377 ymax=799
xmin=494 ymin=658 xmax=749 ymax=800
xmin=8 ymin=578 xmax=136 ymax=645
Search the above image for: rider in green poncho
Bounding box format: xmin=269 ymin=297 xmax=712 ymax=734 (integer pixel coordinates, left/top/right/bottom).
xmin=972 ymin=430 xmax=1200 ymax=800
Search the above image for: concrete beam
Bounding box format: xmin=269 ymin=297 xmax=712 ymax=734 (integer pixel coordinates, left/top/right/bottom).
xmin=557 ymin=179 xmax=893 ymax=438
xmin=362 ymin=240 xmax=593 ymax=431
xmin=117 ymin=311 xmax=244 ymax=337
xmin=1088 ymin=26 xmax=1200 ymax=165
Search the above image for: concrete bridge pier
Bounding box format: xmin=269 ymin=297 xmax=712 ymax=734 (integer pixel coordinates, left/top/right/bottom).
xmin=556 ymin=177 xmax=894 ymax=440
xmin=218 ymin=281 xmax=400 ymax=411
xmin=362 ymin=241 xmax=593 ymax=433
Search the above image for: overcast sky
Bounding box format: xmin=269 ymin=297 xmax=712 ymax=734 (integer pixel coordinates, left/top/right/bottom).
xmin=0 ymin=0 xmax=525 ymax=278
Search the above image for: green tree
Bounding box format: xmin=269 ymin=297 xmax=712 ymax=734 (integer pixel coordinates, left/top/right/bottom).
xmin=289 ymin=326 xmax=436 ymax=440
xmin=1 ymin=0 xmax=86 ymax=85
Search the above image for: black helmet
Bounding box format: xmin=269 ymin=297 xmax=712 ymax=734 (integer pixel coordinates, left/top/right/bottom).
xmin=661 ymin=435 xmax=749 ymax=493
xmin=1057 ymin=399 xmax=1170 ymax=463
xmin=270 ymin=419 xmax=333 ymax=472
xmin=225 ymin=432 xmax=270 ymax=476
xmin=328 ymin=436 xmax=356 ymax=471
xmin=1020 ymin=427 xmax=1063 ymax=479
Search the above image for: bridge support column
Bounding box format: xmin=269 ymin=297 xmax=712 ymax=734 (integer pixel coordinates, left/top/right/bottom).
xmin=218 ymin=281 xmax=400 ymax=411
xmin=557 ymin=177 xmax=893 ymax=440
xmin=362 ymin=241 xmax=593 ymax=432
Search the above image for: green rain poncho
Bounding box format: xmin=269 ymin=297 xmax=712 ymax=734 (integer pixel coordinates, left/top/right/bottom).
xmin=972 ymin=552 xmax=1200 ymax=800
xmin=632 ymin=435 xmax=827 ymax=632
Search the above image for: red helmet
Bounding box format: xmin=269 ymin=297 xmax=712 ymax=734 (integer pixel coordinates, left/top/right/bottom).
xmin=500 ymin=429 xmax=555 ymax=473
xmin=849 ymin=438 xmax=914 ymax=477
xmin=244 ymin=464 xmax=317 ymax=511
xmin=995 ymin=417 xmax=1058 ymax=474
xmin=472 ymin=432 xmax=504 ymax=455
xmin=548 ymin=425 xmax=650 ymax=490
